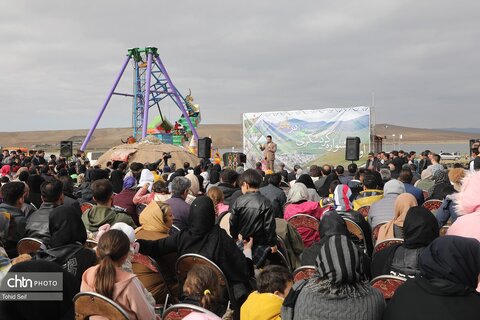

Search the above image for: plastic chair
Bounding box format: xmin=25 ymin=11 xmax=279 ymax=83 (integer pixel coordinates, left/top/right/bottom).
xmin=357 ymin=205 xmax=371 ymax=218
xmin=422 ymin=199 xmax=443 ymax=213
xmin=342 ymin=217 xmax=368 ymax=253
xmin=287 ymin=214 xmax=320 ymax=232
xmin=73 ymin=291 xmax=129 ymax=320
xmin=218 ymin=212 xmax=231 ymax=237
xmin=176 ymin=253 xmax=232 ymax=304
xmin=162 ymin=303 xmax=218 ymax=320
xmin=373 ymin=238 xmax=404 ymax=254
xmin=80 ymin=202 xmax=94 ymax=214
xmin=17 ymin=238 xmax=44 ymax=255
xmin=263 ymin=250 xmax=290 ymax=270
xmin=292 ymin=266 xmax=316 ymax=282
xmin=370 ymin=275 xmax=406 ymax=300
xmin=372 ymin=221 xmax=390 ymax=244
xmin=84 ymin=239 xmax=98 ymax=249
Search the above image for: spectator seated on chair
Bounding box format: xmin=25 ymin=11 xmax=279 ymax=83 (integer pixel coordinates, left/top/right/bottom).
xmin=241 ymin=265 xmax=292 ymax=320
xmin=371 ymin=206 xmax=439 ymax=279
xmin=259 ymin=173 xmax=287 ymax=219
xmin=281 ymin=235 xmax=385 ymax=320
xmin=136 ymin=196 xmax=252 ymax=317
xmin=376 ymin=193 xmax=418 ymax=242
xmin=368 ymin=179 xmax=406 ymax=231
xmin=435 ymin=168 xmax=465 ymax=227
xmin=24 ymin=179 xmax=64 ymax=245
xmin=81 ymin=179 xmax=136 ymax=233
xmin=284 ymin=183 xmax=323 ymax=248
xmin=0 ymin=182 xmax=29 ymax=257
xmin=182 ymin=264 xmax=226 ymax=317
xmin=81 ymin=229 xmax=157 ymax=320
xmin=33 ymin=204 xmax=96 ymax=290
xmin=112 ymin=176 xmax=139 ymax=222
xmin=133 ymin=201 xmax=179 ymax=304
xmin=333 ymin=184 xmax=374 ymax=256
xmin=398 ymin=169 xmax=425 ymax=206
xmin=133 ymin=179 xmax=171 ymax=206
xmin=295 ymin=174 xmax=321 ymax=202
xmin=217 ymin=169 xmax=240 ymax=206
xmin=383 ymin=236 xmax=480 ymax=320
xmin=352 ymin=174 xmax=384 ymax=210
xmin=427 ymin=169 xmax=450 ymax=201
xmin=165 ymin=176 xmax=192 ymax=231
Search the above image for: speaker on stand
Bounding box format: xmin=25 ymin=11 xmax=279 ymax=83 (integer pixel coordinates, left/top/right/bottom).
xmin=197 ymin=137 xmax=212 ymax=159
xmin=345 ymin=137 xmax=361 ymax=162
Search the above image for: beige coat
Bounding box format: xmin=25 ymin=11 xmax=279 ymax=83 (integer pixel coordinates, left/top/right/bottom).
xmin=261 ymin=142 xmax=277 ymax=161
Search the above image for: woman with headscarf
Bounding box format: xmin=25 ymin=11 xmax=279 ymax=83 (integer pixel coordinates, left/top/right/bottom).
xmin=414 ymin=167 xmax=434 ymax=192
xmin=383 ymin=236 xmax=480 ymax=320
xmin=333 ymin=184 xmax=374 ymax=256
xmin=0 ymin=260 xmax=78 ymax=320
xmin=371 ymin=206 xmax=439 ymax=278
xmin=185 ymin=172 xmax=200 ymax=204
xmin=295 ymin=174 xmax=321 ymax=202
xmin=133 ymin=201 xmax=179 ymax=303
xmin=33 ymin=205 xmax=97 ymax=290
xmin=427 ymin=169 xmax=450 ymax=200
xmin=113 ymin=176 xmax=138 ymax=220
xmin=206 ymin=170 xmax=220 ymax=192
xmin=133 ymin=179 xmax=171 ymax=206
xmin=284 ymin=183 xmax=324 ymax=247
xmin=136 ymin=196 xmax=252 ymax=318
xmin=377 ymin=193 xmax=418 ymax=242
xmin=316 ymin=172 xmax=339 ymax=198
xmin=282 ymin=235 xmax=385 ymax=320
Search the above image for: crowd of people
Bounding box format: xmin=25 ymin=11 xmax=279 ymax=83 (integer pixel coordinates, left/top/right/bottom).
xmin=0 ymin=147 xmax=479 ymax=319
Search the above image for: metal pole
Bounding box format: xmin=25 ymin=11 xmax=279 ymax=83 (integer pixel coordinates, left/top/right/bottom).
xmin=80 ymin=55 xmax=131 ymax=151
xmin=155 ymin=56 xmax=199 ymax=140
xmin=142 ymin=53 xmax=153 ymax=139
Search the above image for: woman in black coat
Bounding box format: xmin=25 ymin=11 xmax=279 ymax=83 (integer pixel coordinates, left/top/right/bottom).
xmin=384 ymin=236 xmax=480 ymax=320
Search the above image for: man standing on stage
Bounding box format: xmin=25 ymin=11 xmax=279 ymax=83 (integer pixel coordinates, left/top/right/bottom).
xmin=260 ymin=135 xmax=277 ymax=171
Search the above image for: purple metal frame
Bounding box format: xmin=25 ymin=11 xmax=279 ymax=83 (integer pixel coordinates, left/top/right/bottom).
xmin=155 ymin=56 xmax=199 ymax=140
xmin=141 ymin=53 xmax=153 ymax=139
xmin=80 ymin=55 xmax=131 ymax=151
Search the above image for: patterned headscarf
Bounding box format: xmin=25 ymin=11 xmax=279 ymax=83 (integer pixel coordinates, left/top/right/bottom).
xmin=316 ymin=235 xmax=361 ymax=285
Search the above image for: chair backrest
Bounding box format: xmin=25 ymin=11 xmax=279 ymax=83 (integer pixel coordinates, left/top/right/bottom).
xmin=373 ymin=238 xmax=404 ymax=254
xmin=73 ymin=291 xmax=129 ymax=320
xmin=162 ymin=303 xmax=218 ymax=320
xmin=292 ymin=266 xmax=316 ymax=283
xmin=372 ymin=221 xmax=390 ymax=244
xmin=422 ymin=199 xmax=442 ymax=213
xmin=175 ymin=253 xmax=231 ymax=300
xmin=287 ymin=214 xmax=320 ymax=232
xmin=17 ymin=238 xmax=44 ymax=255
xmin=357 ymin=205 xmax=371 ymax=218
xmin=370 ymin=275 xmax=406 ymax=300
xmin=342 ymin=217 xmax=368 ymax=252
xmin=215 ymin=210 xmax=230 ymax=224
xmin=264 ymin=250 xmax=290 ymax=270
xmin=84 ymin=239 xmax=98 ymax=249
xmin=218 ymin=212 xmax=231 ymax=237
xmin=80 ymin=202 xmax=94 ymax=214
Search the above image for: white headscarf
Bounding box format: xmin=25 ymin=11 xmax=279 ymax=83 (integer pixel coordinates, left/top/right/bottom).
xmin=287 ymin=182 xmax=309 ymax=203
xmin=138 ymin=169 xmax=154 ymax=192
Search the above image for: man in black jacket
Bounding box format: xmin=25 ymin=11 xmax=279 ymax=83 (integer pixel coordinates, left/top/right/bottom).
xmin=259 ymin=173 xmax=287 ymax=218
xmin=230 ymin=169 xmax=277 ymax=266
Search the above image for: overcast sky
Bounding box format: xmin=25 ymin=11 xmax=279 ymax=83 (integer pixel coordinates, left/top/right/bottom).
xmin=1 ymin=0 xmax=479 ymax=132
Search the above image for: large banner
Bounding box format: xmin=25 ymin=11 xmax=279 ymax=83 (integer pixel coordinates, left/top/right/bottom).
xmin=243 ymin=107 xmax=370 ymax=170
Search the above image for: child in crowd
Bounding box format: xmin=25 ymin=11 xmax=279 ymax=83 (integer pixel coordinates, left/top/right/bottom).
xmin=207 ymin=186 xmax=229 ymax=216
xmin=240 ymin=265 xmax=292 ymax=320
xmin=81 ymin=229 xmax=157 ymax=320
xmin=182 ymin=264 xmax=226 ymax=318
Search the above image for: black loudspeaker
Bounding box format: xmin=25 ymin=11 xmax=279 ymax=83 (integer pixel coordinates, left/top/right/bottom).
xmin=345 ymin=137 xmax=361 ymax=161
xmin=198 ymin=137 xmax=212 ymax=158
xmin=60 ymin=141 xmax=73 ymax=158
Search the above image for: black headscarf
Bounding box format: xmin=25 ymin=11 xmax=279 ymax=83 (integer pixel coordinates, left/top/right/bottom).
xmin=296 ymin=174 xmax=315 ymax=189
xmin=109 ymin=169 xmax=124 ymax=194
xmin=49 ymin=205 xmax=87 ymax=248
xmin=419 ymin=235 xmax=480 ymax=291
xmin=317 ymin=173 xmax=339 ymax=197
xmin=319 ymin=210 xmax=349 ymax=240
xmin=27 ymin=174 xmax=44 ymax=193
xmin=0 ymin=260 xmax=76 ymax=320
xmin=403 ymin=206 xmax=439 ymax=249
